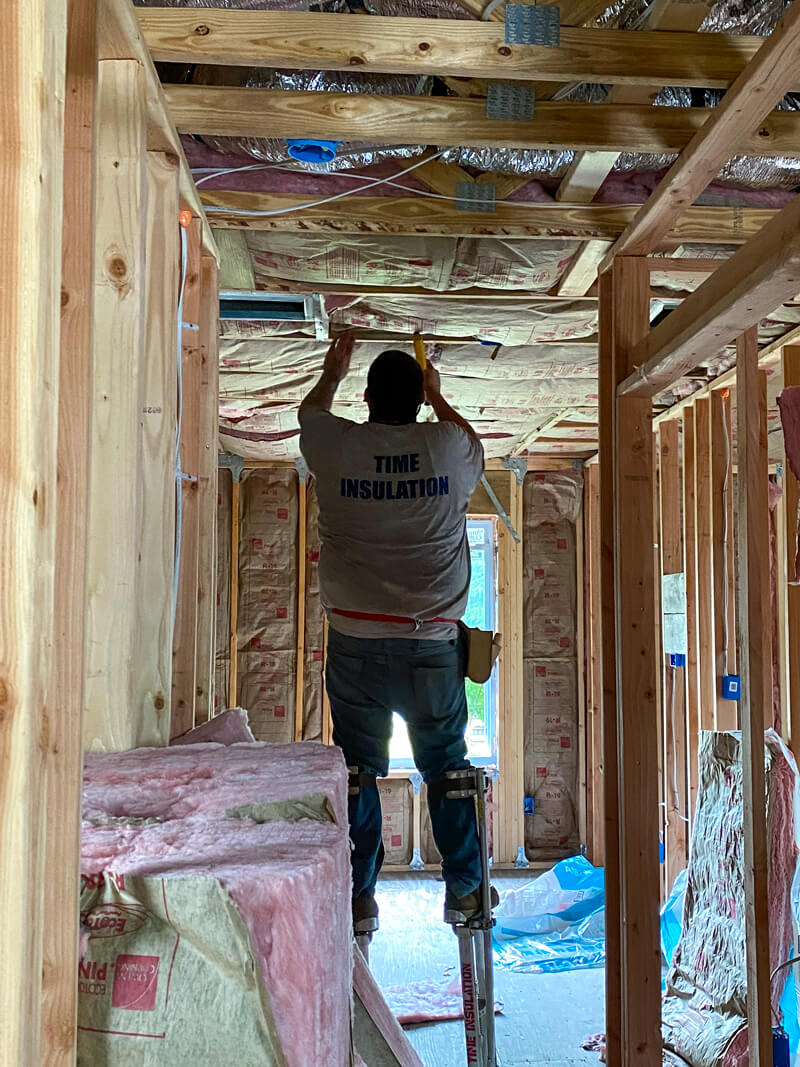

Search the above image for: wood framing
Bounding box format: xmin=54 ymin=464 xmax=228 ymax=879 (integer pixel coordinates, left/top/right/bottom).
xmin=784 ymin=345 xmax=800 ymax=754
xmin=228 ymin=477 xmax=241 ymax=709
xmin=171 ymin=216 xmax=203 ymax=738
xmin=167 ymin=85 xmax=800 ymax=158
xmin=608 ymin=257 xmax=662 ymax=1065
xmin=1 ymin=0 xmax=67 ymax=1061
xmin=202 ymin=190 xmax=775 ymax=242
xmin=604 ymin=0 xmax=800 ymax=262
xmin=619 ymin=191 xmax=800 ymax=397
xmin=659 ymin=420 xmax=688 ymax=886
xmin=694 ymin=398 xmax=716 ymax=732
xmin=584 ymin=462 xmax=604 ymax=864
xmin=84 ymin=58 xmax=148 ymax=751
xmin=43 ymin=2 xmax=96 ymax=1060
xmin=194 ymin=254 xmax=220 ymax=723
xmin=132 ymin=151 xmax=179 ymax=743
xmin=495 ymin=473 xmax=525 ymax=866
xmin=735 ymin=329 xmax=772 ymax=1066
xmin=137 ymin=10 xmax=784 ymax=89
xmin=710 ymin=390 xmax=738 ymax=730
xmin=682 ymin=407 xmax=701 ymax=819
xmin=295 ymin=475 xmax=308 ymax=742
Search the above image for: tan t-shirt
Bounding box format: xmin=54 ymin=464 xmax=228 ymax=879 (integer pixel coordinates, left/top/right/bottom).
xmin=299 ymin=409 xmax=484 ymax=639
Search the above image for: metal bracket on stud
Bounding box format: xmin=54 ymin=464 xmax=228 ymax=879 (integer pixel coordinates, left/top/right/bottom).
xmin=295 ymin=455 xmax=310 ymax=482
xmin=410 ymin=847 xmax=425 ymax=871
xmin=502 ymin=456 xmax=528 ymax=485
xmin=486 ymin=82 xmax=535 ymax=122
xmin=218 ymin=451 xmax=245 ymax=483
xmin=505 ymin=2 xmax=560 ymax=46
xmin=456 ymin=181 xmax=496 ymax=213
xmin=409 ymin=771 xmax=423 ymax=795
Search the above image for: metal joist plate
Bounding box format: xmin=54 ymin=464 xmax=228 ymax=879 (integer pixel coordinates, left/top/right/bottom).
xmin=456 ymin=180 xmax=497 ymax=213
xmin=505 ymin=3 xmax=560 ymax=46
xmin=486 ymin=81 xmax=535 ymax=122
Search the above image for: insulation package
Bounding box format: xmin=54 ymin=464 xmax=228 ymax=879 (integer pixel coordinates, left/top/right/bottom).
xmin=80 ymin=741 xmax=352 ymax=1067
xmin=662 ymin=730 xmax=800 ymax=1067
xmin=522 ymin=471 xmax=583 ymax=860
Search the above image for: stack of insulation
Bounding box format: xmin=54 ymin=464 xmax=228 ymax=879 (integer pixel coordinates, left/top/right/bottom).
xmin=79 ymin=737 xmax=352 ymax=1066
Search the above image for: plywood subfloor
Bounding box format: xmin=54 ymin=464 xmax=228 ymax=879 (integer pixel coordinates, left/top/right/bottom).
xmin=370 ymin=872 xmax=605 ymax=1067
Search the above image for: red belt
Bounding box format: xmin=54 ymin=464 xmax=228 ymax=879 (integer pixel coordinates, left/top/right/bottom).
xmin=331 ymin=608 xmax=458 ymax=625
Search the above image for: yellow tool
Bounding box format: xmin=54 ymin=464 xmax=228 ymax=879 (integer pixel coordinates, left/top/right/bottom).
xmin=413 ymin=332 xmax=427 ymax=370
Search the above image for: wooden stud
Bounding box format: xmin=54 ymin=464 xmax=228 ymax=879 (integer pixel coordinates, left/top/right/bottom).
xmin=612 ymin=257 xmax=661 ymax=1065
xmin=585 ymin=462 xmax=604 ymax=865
xmin=84 ymin=59 xmax=148 ymax=751
xmin=775 ymin=469 xmax=789 ymax=740
xmin=167 ymin=86 xmax=800 ymax=159
xmin=783 ymin=345 xmax=800 ymax=756
xmin=682 ymin=407 xmax=701 ymax=820
xmin=171 ymin=215 xmax=203 ymax=738
xmin=1 ymin=0 xmax=67 ymax=1060
xmin=322 ymin=618 xmax=333 ymax=746
xmin=496 ymin=474 xmax=525 ymax=865
xmin=710 ymin=391 xmax=738 ymax=730
xmin=735 ymin=328 xmax=772 ymax=1067
xmin=598 ymin=268 xmax=622 ymax=1066
xmin=295 ymin=475 xmax=308 ymax=742
xmin=576 ymin=499 xmax=588 ymax=851
xmin=659 ymin=421 xmax=689 ymax=887
xmin=132 ymin=151 xmax=179 ymax=744
xmin=194 ymin=254 xmax=220 ymax=724
xmin=604 ymin=0 xmax=800 ymax=261
xmin=694 ymin=398 xmax=716 ymax=732
xmin=228 ymin=477 xmax=240 ymax=709
xmin=202 ymin=189 xmax=775 ymax=243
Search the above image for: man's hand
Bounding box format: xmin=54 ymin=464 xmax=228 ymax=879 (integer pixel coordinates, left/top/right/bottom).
xmin=423 ymin=362 xmax=441 ymax=401
xmin=324 ymin=330 xmax=355 ymax=383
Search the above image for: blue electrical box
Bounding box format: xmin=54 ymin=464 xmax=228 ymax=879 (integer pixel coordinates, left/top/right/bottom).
xmin=523 ymin=797 xmax=535 ymax=816
xmin=722 ymin=674 xmax=741 ymax=701
xmin=670 ymin=653 xmax=686 ymax=668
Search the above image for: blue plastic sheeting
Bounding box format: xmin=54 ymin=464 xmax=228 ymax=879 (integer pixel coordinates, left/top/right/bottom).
xmin=660 ymin=868 xmax=688 ymax=971
xmin=492 ymin=856 xmax=605 ymax=973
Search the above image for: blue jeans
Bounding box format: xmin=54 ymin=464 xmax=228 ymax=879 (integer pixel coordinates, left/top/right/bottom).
xmin=325 ymin=629 xmax=482 ymax=900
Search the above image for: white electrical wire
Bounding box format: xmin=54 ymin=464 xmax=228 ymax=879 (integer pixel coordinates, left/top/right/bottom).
xmin=668 ymin=665 xmax=690 ymax=823
xmin=721 ymin=394 xmax=731 ymax=677
xmin=172 ymin=223 xmax=189 ymax=631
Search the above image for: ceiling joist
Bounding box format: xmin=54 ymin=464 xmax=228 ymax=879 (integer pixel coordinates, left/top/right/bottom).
xmin=200 ymin=190 xmax=775 ymax=242
xmin=166 ymin=86 xmax=800 ymax=157
xmin=138 ymin=10 xmax=776 ymax=90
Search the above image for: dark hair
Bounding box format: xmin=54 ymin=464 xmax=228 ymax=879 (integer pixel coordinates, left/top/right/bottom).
xmin=366 ymin=350 xmax=424 ymax=425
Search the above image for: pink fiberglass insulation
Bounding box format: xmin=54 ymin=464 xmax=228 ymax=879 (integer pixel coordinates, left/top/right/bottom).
xmin=170 ymin=706 xmax=255 ymax=746
xmin=83 ymin=740 xmax=348 ymax=826
xmin=352 ymin=949 xmax=424 ymax=1067
xmin=80 ymin=816 xmax=351 ymax=1066
xmin=778 ymin=387 xmax=800 ymax=583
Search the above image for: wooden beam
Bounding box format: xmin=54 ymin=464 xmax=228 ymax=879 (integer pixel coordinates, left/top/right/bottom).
xmin=558 ymin=240 xmax=613 ymax=298
xmin=682 ymin=407 xmax=701 ymax=821
xmin=295 ymin=475 xmax=308 ymax=742
xmin=194 ymin=254 xmax=220 ymax=723
xmin=694 ymin=398 xmax=716 ymax=732
xmin=84 ymin=58 xmax=148 ymax=751
xmin=659 ymin=420 xmax=688 ymax=888
xmin=166 ymin=85 xmax=800 ymax=158
xmin=202 ymin=189 xmax=775 ymax=243
xmin=585 ymin=462 xmax=604 ymax=864
xmin=137 ymin=10 xmax=781 ymax=89
xmin=43 ymin=1 xmax=95 ymax=1061
xmin=598 ymin=268 xmax=622 ymax=1066
xmin=228 ymin=477 xmax=240 ymax=709
xmin=611 ymin=258 xmax=661 ymax=1065
xmin=171 ymin=216 xmax=203 ymax=738
xmin=132 ymin=151 xmax=179 ymax=745
xmin=216 ymin=228 xmax=255 ymax=291
xmin=619 ymin=193 xmax=800 ymax=398
xmin=99 ymin=0 xmax=217 ymax=260
xmin=1 ymin=0 xmax=66 ymax=1060
xmin=254 ymin=277 xmax=594 ymax=301
xmin=735 ymin=328 xmax=772 ymax=1067
xmin=710 ymin=390 xmax=738 ymax=730
xmin=604 ymin=0 xmax=800 ymax=262
xmin=783 ymin=345 xmax=800 ymax=756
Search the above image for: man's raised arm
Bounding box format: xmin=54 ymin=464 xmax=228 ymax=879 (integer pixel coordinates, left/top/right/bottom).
xmin=299 ymin=331 xmax=355 ymax=416
xmin=423 ymin=363 xmax=479 ymax=440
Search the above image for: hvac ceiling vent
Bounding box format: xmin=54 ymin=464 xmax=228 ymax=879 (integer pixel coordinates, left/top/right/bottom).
xmin=219 ymin=290 xmax=313 ymax=322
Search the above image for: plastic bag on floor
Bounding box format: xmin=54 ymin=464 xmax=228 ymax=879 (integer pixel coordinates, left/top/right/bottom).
xmin=492 ymin=855 xmax=605 ymax=973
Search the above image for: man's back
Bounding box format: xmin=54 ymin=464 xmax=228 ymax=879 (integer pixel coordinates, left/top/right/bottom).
xmin=299 ymin=410 xmax=483 ymax=638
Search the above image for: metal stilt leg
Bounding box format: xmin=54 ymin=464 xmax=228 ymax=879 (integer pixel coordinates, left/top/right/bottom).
xmin=443 ymin=765 xmax=498 ymax=1067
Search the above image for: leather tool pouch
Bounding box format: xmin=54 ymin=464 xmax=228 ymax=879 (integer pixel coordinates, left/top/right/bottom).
xmin=458 ymin=622 xmax=502 ymax=684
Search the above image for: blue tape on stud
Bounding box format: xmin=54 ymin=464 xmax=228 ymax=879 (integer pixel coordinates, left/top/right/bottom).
xmin=523 ymin=796 xmax=535 ymax=815
xmin=722 ymin=674 xmax=741 ymax=701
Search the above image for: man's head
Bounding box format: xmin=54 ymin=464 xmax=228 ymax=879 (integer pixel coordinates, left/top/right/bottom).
xmin=365 ymin=349 xmax=424 ymax=425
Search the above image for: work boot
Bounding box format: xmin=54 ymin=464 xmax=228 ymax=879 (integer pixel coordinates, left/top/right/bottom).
xmin=444 ymin=884 xmax=499 ymax=925
xmin=352 ymin=892 xmax=379 ymax=938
